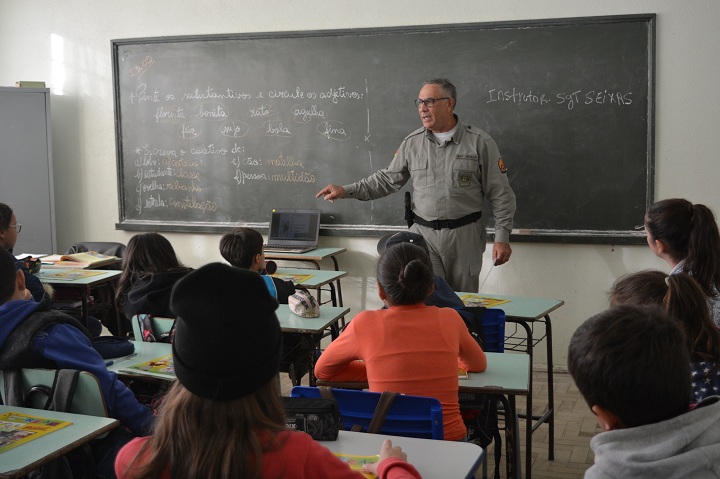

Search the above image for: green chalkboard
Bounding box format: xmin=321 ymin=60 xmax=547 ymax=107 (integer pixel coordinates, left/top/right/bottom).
xmin=112 ymin=14 xmax=654 ymax=243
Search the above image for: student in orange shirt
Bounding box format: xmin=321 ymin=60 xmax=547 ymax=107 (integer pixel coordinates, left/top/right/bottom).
xmin=315 ymin=242 xmax=487 ymax=441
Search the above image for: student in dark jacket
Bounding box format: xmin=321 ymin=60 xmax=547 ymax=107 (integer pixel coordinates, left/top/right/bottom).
xmin=116 ymin=233 xmax=191 ymax=327
xmin=0 ymin=203 xmax=47 ymax=302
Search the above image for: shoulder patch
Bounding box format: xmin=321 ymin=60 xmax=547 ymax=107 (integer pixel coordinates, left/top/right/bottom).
xmin=498 ymin=158 xmax=508 ymax=174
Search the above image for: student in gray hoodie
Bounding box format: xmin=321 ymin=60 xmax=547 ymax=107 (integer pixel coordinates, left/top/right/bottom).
xmin=568 ymin=304 xmax=720 ymax=479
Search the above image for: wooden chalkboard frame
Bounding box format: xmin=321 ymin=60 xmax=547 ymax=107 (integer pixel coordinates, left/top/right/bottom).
xmin=112 ymin=14 xmax=655 ymax=244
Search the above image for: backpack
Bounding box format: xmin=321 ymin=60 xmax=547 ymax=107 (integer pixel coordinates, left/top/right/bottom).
xmin=136 ymin=313 xmax=175 ymax=343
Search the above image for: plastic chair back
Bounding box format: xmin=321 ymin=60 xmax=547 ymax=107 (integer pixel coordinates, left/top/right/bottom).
xmin=0 ymin=368 xmax=108 ymax=417
xmin=291 ymin=386 xmax=444 ymax=440
xmin=131 ymin=314 xmax=174 ymax=342
xmin=462 ymin=307 xmax=506 ymax=353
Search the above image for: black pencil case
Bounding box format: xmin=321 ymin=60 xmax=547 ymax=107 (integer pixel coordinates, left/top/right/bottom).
xmin=282 ymin=397 xmax=341 ymax=441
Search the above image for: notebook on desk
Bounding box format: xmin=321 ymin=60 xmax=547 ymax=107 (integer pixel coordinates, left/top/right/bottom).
xmin=264 ymin=209 xmax=321 ymax=254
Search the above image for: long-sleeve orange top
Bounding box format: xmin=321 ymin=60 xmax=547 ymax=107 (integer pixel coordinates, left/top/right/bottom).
xmin=314 ymin=303 xmax=487 ymax=441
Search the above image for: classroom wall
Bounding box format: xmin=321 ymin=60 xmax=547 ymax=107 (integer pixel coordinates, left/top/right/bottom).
xmin=1 ymin=0 xmax=719 ymax=369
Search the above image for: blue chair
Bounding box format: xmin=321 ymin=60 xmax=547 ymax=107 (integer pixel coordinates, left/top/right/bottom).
xmin=461 ymin=307 xmax=506 ymax=353
xmin=291 ymin=386 xmax=444 ymax=440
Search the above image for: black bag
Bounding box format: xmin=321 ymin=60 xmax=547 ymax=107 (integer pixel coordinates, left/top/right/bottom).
xmin=282 ymin=396 xmax=341 ymax=441
xmin=461 ymin=393 xmax=502 ymax=479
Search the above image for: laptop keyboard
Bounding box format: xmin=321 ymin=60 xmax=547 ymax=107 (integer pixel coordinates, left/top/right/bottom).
xmin=263 ymin=244 xmax=313 ymax=253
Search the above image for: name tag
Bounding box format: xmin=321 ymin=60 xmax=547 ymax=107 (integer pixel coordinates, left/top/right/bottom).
xmin=456 ymin=154 xmax=479 ymax=161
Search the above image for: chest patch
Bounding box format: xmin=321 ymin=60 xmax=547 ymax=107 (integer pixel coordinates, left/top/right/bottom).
xmin=458 ymin=172 xmax=471 ymax=187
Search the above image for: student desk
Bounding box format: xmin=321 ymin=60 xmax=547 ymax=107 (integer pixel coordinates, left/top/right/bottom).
xmin=315 ymin=352 xmax=529 ymax=479
xmin=37 ymin=269 xmax=122 ymax=330
xmin=277 ymin=304 xmax=350 ymax=384
xmin=265 ymin=247 xmax=347 ymax=306
xmin=319 ymin=430 xmax=484 ymax=479
xmin=110 ymin=305 xmax=350 ymax=386
xmin=0 ymin=405 xmax=119 ymax=479
xmin=106 ymin=341 xmax=172 ymax=380
xmin=458 ymin=292 xmax=564 ymax=472
xmin=273 ymin=268 xmax=347 ymax=308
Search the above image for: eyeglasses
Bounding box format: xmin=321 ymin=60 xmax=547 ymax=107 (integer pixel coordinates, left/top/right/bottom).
xmin=8 ymin=224 xmax=21 ymax=233
xmin=414 ymin=97 xmax=450 ymax=108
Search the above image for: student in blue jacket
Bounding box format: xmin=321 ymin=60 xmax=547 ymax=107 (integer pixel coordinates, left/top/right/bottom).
xmin=0 ymin=248 xmax=153 ymax=475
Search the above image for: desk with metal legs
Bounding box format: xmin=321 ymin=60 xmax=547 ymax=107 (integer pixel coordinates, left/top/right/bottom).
xmin=37 ymin=269 xmax=122 ymax=331
xmin=458 ymin=292 xmax=564 ymax=478
xmin=273 ymin=267 xmax=347 ymax=310
xmin=265 ymin=247 xmax=347 ymax=306
xmin=111 ymin=305 xmax=351 ymax=386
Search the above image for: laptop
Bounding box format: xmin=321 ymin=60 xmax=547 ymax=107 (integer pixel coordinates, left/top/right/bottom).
xmin=264 ymin=208 xmax=321 ymax=254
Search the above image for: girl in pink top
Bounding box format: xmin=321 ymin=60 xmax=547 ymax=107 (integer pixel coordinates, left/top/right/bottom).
xmin=315 ymin=242 xmax=487 ymax=440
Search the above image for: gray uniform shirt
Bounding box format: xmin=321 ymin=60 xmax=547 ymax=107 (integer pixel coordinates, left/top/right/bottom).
xmin=342 ymin=117 xmax=516 ymax=242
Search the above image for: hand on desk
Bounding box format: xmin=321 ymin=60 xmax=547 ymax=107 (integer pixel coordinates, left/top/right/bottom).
xmin=363 ymin=439 xmax=408 ymax=475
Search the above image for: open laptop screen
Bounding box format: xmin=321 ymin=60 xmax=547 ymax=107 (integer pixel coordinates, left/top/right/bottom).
xmin=267 ymin=209 xmax=320 ymax=248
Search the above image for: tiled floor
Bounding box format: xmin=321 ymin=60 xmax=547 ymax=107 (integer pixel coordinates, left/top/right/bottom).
xmin=280 ymin=366 xmax=598 ymax=478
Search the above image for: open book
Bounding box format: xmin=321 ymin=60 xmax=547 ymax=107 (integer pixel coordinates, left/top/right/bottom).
xmin=119 ymin=354 xmax=175 ymax=379
xmin=42 ymin=251 xmax=119 ymax=269
xmin=333 ymin=452 xmax=378 ymax=479
xmin=0 ymin=411 xmax=72 ymax=453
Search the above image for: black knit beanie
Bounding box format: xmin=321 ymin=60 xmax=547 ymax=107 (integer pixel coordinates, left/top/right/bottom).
xmin=170 ymin=263 xmax=281 ymax=401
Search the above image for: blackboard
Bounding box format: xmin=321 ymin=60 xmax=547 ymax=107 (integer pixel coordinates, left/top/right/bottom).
xmin=112 ymin=14 xmax=655 ymax=243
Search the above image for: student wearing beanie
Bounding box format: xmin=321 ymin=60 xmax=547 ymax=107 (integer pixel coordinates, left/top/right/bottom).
xmin=115 ymin=263 xmax=421 ymax=479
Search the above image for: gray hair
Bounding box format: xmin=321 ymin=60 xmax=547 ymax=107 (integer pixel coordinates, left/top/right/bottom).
xmin=423 ymin=78 xmax=457 ymax=106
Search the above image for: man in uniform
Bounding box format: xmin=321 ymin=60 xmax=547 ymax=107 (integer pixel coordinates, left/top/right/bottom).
xmin=316 ymin=78 xmax=516 ymax=292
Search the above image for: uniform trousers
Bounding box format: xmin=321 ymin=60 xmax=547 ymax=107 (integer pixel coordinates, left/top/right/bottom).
xmin=410 ymin=219 xmax=486 ymax=293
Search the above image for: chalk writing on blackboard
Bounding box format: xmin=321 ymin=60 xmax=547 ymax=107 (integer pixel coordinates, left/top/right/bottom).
xmin=113 ymin=15 xmax=654 ymax=241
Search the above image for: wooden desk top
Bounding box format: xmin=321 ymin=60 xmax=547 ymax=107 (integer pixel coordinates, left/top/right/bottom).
xmin=264 ymin=247 xmax=346 ymax=261
xmin=319 ymin=430 xmax=483 ymax=479
xmin=456 ymin=291 xmax=564 ymax=321
xmin=0 ymin=405 xmax=118 ymax=479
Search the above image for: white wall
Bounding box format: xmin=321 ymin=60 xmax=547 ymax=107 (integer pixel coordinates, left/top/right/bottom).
xmin=1 ymin=0 xmax=719 ymax=368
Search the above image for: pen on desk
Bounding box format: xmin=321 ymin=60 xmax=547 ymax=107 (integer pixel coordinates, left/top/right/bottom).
xmin=105 ymin=352 xmax=137 ymax=367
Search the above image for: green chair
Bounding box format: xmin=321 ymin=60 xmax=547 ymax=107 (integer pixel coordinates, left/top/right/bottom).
xmin=0 ymin=368 xmax=108 ymax=418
